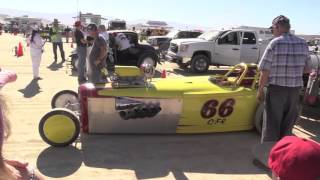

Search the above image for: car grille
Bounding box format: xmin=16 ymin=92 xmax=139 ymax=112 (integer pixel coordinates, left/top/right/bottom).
xmin=170 ymin=43 xmax=178 ymax=53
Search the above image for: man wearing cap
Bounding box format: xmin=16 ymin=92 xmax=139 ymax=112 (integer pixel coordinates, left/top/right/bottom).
xmin=74 ymin=21 xmax=87 ymax=84
xmin=257 ymin=15 xmax=312 ymax=143
xmin=50 ymin=18 xmax=66 ymax=63
xmin=269 ymin=136 xmax=320 ymax=180
xmin=86 ymin=23 xmax=108 ymax=83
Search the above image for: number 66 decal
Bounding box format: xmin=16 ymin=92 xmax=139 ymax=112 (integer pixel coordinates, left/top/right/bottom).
xmin=201 ymin=98 xmax=235 ymax=118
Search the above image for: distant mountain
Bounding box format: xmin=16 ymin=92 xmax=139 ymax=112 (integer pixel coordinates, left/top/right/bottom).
xmin=127 ymin=19 xmax=216 ymax=31
xmin=0 ymin=8 xmax=216 ymax=31
xmin=0 ymin=8 xmax=76 ymax=25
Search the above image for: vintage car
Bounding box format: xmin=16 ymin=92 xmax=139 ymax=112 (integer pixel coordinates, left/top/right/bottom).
xmin=39 ymin=63 xmax=263 ymax=147
xmin=69 ymin=30 xmax=159 ymax=71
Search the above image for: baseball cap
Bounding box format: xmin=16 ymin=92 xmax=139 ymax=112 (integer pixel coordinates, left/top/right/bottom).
xmin=87 ymin=23 xmax=97 ymax=31
xmin=74 ymin=21 xmax=81 ymax=27
xmin=268 ymin=136 xmax=320 ymax=180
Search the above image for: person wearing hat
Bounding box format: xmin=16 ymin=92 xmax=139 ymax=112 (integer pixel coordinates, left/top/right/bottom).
xmin=269 ymin=136 xmax=320 ymax=180
xmin=50 ymin=18 xmax=65 ymax=63
xmin=86 ymin=23 xmax=108 ymax=83
xmin=73 ymin=21 xmax=87 ymax=84
xmin=257 ymin=15 xmax=312 ymax=143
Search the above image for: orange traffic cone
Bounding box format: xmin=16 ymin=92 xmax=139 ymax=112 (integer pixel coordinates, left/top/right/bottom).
xmin=161 ymin=69 xmax=166 ymax=78
xmin=17 ymin=42 xmax=23 ymax=57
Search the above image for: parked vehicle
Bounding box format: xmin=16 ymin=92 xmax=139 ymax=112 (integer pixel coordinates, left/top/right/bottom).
xmin=108 ymin=19 xmax=126 ymax=30
xmin=166 ymin=29 xmax=269 ymax=73
xmin=69 ymin=30 xmax=159 ymax=71
xmin=147 ymin=30 xmax=203 ymax=59
xmin=38 ymin=63 xmax=263 ymax=147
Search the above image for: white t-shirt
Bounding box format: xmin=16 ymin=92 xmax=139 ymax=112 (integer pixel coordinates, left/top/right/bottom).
xmin=28 ymin=33 xmax=44 ymax=50
xmin=115 ymin=33 xmax=131 ymax=51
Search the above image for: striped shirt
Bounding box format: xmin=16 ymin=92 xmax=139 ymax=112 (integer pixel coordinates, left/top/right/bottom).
xmin=258 ymin=33 xmax=312 ymax=87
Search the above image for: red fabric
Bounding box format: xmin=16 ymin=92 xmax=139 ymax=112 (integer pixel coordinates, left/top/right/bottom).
xmin=269 ymin=136 xmax=320 ymax=180
xmin=0 ymin=70 xmax=17 ymax=88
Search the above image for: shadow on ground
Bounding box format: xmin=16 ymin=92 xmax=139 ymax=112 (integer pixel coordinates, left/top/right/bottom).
xmin=296 ymin=103 xmax=320 ymax=142
xmin=18 ymin=79 xmax=41 ymax=98
xmin=47 ymin=61 xmax=64 ymax=71
xmin=37 ymin=131 xmax=271 ymax=179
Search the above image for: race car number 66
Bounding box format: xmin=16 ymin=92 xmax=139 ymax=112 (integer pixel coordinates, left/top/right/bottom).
xmin=201 ymin=98 xmax=235 ymax=118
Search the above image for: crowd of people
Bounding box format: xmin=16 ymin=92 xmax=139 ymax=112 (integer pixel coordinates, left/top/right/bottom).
xmin=1 ymin=15 xmax=320 ymax=179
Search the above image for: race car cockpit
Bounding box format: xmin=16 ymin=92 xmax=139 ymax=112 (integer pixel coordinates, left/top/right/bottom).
xmin=209 ymin=63 xmax=259 ymax=89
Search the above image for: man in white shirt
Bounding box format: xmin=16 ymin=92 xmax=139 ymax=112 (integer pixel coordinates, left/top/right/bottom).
xmin=114 ymin=33 xmax=133 ymax=64
xmin=114 ymin=33 xmax=132 ymax=51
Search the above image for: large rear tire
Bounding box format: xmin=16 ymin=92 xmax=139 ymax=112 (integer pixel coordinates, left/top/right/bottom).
xmin=191 ymin=54 xmax=209 ymax=73
xmin=138 ymin=52 xmax=157 ymax=68
xmin=39 ymin=108 xmax=80 ymax=147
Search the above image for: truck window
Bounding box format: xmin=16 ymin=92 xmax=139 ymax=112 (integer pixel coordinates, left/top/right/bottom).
xmin=242 ymin=32 xmax=256 ymax=44
xmin=218 ymin=32 xmax=239 ymax=45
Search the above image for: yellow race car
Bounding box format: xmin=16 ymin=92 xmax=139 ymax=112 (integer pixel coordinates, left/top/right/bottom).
xmin=39 ymin=63 xmax=263 ymax=147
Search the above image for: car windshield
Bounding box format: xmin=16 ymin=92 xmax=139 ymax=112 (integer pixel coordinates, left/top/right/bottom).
xmin=198 ymin=30 xmax=221 ymax=41
xmin=166 ymin=30 xmax=179 ymax=38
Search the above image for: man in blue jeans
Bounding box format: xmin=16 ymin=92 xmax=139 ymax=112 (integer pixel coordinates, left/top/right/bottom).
xmin=50 ymin=19 xmax=65 ymax=63
xmin=74 ymin=21 xmax=87 ymax=84
xmin=257 ymin=15 xmax=312 ymax=143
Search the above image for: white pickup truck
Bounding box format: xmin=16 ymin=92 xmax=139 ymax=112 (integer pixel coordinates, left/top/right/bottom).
xmin=166 ymin=29 xmax=269 ymax=73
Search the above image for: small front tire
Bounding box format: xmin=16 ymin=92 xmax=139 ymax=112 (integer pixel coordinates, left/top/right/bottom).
xmin=39 ymin=108 xmax=80 ymax=147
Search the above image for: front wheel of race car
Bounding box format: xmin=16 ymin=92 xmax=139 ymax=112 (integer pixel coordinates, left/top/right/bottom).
xmin=191 ymin=54 xmax=209 ymax=73
xmin=138 ymin=52 xmax=158 ymax=68
xmin=39 ymin=108 xmax=80 ymax=147
xmin=254 ymin=103 xmax=264 ymax=134
xmin=51 ymin=90 xmax=79 ymax=112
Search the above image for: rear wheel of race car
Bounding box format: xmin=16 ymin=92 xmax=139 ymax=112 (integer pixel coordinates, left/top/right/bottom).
xmin=254 ymin=103 xmax=264 ymax=134
xmin=71 ymin=55 xmax=79 ymax=72
xmin=39 ymin=108 xmax=80 ymax=147
xmin=138 ymin=52 xmax=157 ymax=67
xmin=191 ymin=54 xmax=209 ymax=73
xmin=51 ymin=90 xmax=79 ymax=112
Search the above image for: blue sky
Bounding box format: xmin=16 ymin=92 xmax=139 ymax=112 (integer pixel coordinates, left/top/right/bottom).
xmin=1 ymin=0 xmax=320 ymax=34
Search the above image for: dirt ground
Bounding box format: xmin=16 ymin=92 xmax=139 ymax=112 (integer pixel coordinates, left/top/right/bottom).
xmin=1 ymin=33 xmax=319 ymax=180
